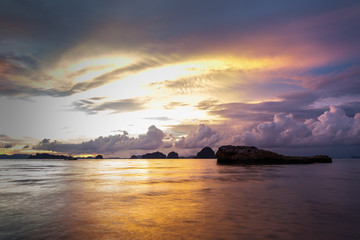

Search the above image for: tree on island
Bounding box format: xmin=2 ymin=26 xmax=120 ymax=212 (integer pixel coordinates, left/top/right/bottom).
xmin=195 ymin=147 xmax=216 ymax=159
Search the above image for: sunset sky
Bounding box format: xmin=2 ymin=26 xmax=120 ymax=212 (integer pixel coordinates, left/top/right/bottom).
xmin=1 ymin=0 xmax=360 ymax=157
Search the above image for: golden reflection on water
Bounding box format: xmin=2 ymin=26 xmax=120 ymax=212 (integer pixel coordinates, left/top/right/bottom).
xmin=59 ymin=159 xmax=311 ymax=239
xmin=65 ymin=159 xmax=220 ymax=239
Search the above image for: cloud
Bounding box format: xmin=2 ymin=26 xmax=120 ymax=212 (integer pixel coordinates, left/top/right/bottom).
xmin=144 ymin=117 xmax=173 ymax=121
xmin=207 ymin=91 xmax=324 ymax=123
xmin=0 ymin=53 xmax=51 ymax=96
xmin=163 ymin=102 xmax=189 ymax=109
xmin=33 ymin=125 xmax=169 ymax=155
xmin=300 ymin=65 xmax=360 ymax=98
xmin=0 ymin=134 xmax=25 ymax=147
xmin=0 ymin=55 xmax=177 ymax=97
xmin=232 ymin=106 xmax=360 ymax=147
xmin=131 ymin=125 xmax=169 ymax=150
xmin=307 ymin=106 xmax=360 ymax=144
xmin=72 ymin=97 xmax=146 ymax=114
xmin=196 ymin=99 xmax=220 ymax=111
xmin=149 ymin=68 xmax=239 ymax=96
xmin=175 ymin=124 xmax=221 ymax=149
xmin=64 ymin=56 xmax=181 ymax=97
xmin=150 ymin=76 xmax=206 ymax=95
xmin=1 ymin=0 xmax=360 ymax=99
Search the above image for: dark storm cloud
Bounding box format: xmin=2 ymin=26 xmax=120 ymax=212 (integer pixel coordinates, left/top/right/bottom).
xmin=1 ymin=0 xmax=123 ymax=58
xmin=72 ymin=97 xmax=146 ymax=114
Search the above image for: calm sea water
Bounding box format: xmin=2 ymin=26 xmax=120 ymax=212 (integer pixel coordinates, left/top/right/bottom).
xmin=1 ymin=158 xmax=360 ymax=240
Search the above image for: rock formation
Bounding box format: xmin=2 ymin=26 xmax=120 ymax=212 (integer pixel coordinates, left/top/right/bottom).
xmin=196 ymin=147 xmax=216 ymax=159
xmin=130 ymin=155 xmax=138 ymax=159
xmin=216 ymin=145 xmax=332 ymax=164
xmin=95 ymin=155 xmax=103 ymax=159
xmin=167 ymin=151 xmax=179 ymax=159
xmin=141 ymin=151 xmax=166 ymax=159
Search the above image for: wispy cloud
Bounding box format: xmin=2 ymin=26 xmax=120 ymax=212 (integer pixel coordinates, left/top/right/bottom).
xmin=0 ymin=134 xmax=34 ymax=149
xmin=163 ymin=102 xmax=189 ymax=109
xmin=72 ymin=97 xmax=146 ymax=114
xmin=144 ymin=117 xmax=173 ymax=121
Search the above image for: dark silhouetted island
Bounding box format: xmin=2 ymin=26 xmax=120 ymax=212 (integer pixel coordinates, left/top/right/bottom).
xmin=167 ymin=151 xmax=179 ymax=159
xmin=130 ymin=155 xmax=138 ymax=159
xmin=0 ymin=154 xmax=30 ymax=159
xmin=27 ymin=153 xmax=106 ymax=160
xmin=29 ymin=153 xmax=69 ymax=159
xmin=141 ymin=151 xmax=166 ymax=159
xmin=216 ymin=145 xmax=332 ymax=164
xmin=196 ymin=147 xmax=216 ymax=159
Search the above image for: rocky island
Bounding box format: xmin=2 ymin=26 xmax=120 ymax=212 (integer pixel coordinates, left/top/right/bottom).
xmin=216 ymin=145 xmax=332 ymax=164
xmin=195 ymin=147 xmax=216 ymax=159
xmin=141 ymin=151 xmax=166 ymax=159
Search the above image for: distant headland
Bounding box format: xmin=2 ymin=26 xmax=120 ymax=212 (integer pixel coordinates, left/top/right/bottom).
xmin=0 ymin=153 xmax=104 ymax=160
xmin=27 ymin=153 xmax=103 ymax=160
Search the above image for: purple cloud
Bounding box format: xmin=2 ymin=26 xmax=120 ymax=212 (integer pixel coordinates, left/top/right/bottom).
xmin=131 ymin=125 xmax=168 ymax=150
xmin=175 ymin=124 xmax=221 ymax=149
xmin=233 ymin=106 xmax=360 ymax=147
xmin=34 ymin=125 xmax=169 ymax=155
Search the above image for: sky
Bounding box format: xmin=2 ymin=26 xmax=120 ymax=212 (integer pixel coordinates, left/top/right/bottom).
xmin=1 ymin=0 xmax=360 ymax=158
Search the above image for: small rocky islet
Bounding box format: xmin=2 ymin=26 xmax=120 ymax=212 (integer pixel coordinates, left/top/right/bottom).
xmin=216 ymin=145 xmax=332 ymax=165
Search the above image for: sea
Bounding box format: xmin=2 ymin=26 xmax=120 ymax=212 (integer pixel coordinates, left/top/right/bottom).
xmin=0 ymin=158 xmax=359 ymax=240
